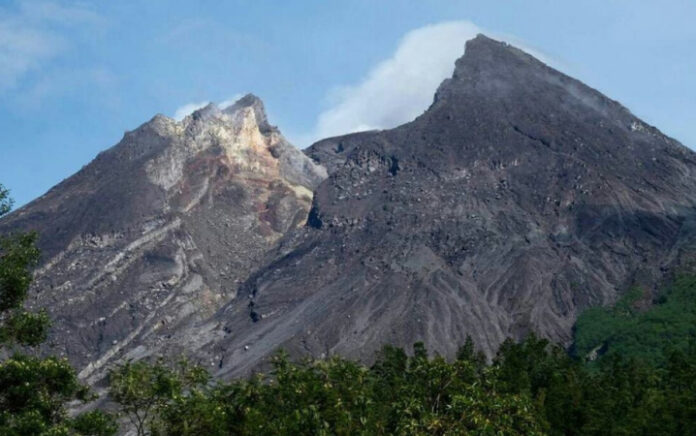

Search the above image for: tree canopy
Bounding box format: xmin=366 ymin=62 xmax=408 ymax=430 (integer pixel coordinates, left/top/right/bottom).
xmin=106 ymin=333 xmax=696 ymax=435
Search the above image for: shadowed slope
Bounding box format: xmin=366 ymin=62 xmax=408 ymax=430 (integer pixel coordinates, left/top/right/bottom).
xmin=201 ymin=35 xmax=696 ymax=377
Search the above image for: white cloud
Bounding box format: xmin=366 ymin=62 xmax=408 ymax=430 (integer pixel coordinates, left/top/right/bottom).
xmin=0 ymin=19 xmax=64 ymax=91
xmin=173 ymin=101 xmax=210 ymax=121
xmin=218 ymin=94 xmax=243 ymax=110
xmin=173 ymin=94 xmax=243 ymax=121
xmin=0 ymin=1 xmax=102 ymax=92
xmin=310 ymin=21 xmax=480 ymax=143
xmin=302 ymin=21 xmax=561 ymax=146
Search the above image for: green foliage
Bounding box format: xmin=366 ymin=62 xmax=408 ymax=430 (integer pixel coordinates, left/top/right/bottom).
xmin=109 ymin=359 xmax=210 ymax=436
xmin=0 ymin=184 xmax=12 ymax=217
xmin=110 ymin=342 xmax=545 ymax=436
xmin=0 ymin=184 xmax=116 ymax=436
xmin=108 ymin=332 xmax=696 ymax=436
xmin=0 ymin=309 xmax=51 ymax=347
xmin=0 ymin=184 xmax=41 ymax=329
xmin=574 ymin=276 xmax=696 ymax=366
xmin=70 ymin=410 xmax=120 ymax=436
xmin=0 ymin=228 xmax=51 ymax=348
xmin=0 ymin=335 xmax=116 ymax=435
xmin=0 ymin=354 xmax=90 ymax=434
xmin=485 ymin=333 xmax=696 ymax=435
xmin=0 ymin=231 xmax=40 ymax=311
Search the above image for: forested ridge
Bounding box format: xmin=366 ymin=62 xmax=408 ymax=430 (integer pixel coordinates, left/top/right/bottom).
xmin=2 ymin=182 xmax=696 ymax=435
xmin=573 ymin=275 xmax=696 ymax=367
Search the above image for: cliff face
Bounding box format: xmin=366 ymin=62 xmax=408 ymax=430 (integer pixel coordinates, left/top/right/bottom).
xmin=197 ymin=35 xmax=696 ymax=377
xmin=0 ymin=95 xmax=326 ymax=383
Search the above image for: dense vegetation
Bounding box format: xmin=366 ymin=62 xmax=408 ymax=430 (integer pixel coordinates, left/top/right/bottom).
xmin=2 ymin=182 xmax=696 ymax=435
xmin=107 ymin=335 xmax=696 ymax=436
xmin=574 ymin=275 xmax=696 ymax=366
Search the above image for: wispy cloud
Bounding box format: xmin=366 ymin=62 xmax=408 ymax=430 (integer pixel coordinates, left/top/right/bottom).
xmin=18 ymin=67 xmax=117 ymax=110
xmin=299 ymin=21 xmax=561 ymax=147
xmin=173 ymin=94 xmax=242 ymax=120
xmin=218 ymin=94 xmax=243 ymax=110
xmin=0 ymin=1 xmax=103 ymax=92
xmin=173 ymin=101 xmax=210 ymax=121
xmin=156 ymin=18 xmax=270 ymax=54
xmin=310 ymin=21 xmax=481 ymax=143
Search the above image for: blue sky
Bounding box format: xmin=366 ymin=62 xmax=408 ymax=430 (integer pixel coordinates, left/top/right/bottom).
xmin=1 ymin=0 xmax=694 ymax=207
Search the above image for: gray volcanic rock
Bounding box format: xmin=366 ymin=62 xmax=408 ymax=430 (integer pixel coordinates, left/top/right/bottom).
xmin=4 ymin=35 xmax=696 ymax=385
xmin=0 ymin=95 xmax=326 ymax=383
xmin=200 ymin=35 xmax=696 ymax=376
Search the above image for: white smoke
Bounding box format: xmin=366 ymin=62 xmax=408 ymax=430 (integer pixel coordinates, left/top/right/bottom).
xmin=173 ymin=94 xmax=242 ymax=120
xmin=173 ymin=101 xmax=209 ymax=121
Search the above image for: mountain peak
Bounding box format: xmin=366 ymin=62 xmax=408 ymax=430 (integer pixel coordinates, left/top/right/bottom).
xmin=223 ymin=93 xmax=264 ymax=111
xmin=430 ymin=34 xmax=552 ymax=110
xmin=467 ymin=33 xmax=503 ymax=47
xmin=181 ymin=94 xmax=272 ymax=132
xmin=223 ymin=93 xmax=272 ymax=132
xmin=0 ymin=87 xmax=327 ymax=383
xmin=427 ymin=32 xmax=643 ymax=131
xmin=279 ymin=35 xmax=696 ymax=375
xmin=461 ymin=34 xmax=542 ymax=66
xmin=445 ymin=33 xmax=550 ymax=86
xmin=188 ymin=102 xmax=221 ymax=122
xmin=466 ymin=33 xmax=513 ymax=49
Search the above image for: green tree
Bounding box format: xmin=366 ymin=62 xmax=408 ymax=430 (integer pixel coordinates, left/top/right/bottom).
xmin=108 ymin=359 xmax=209 ymax=436
xmin=105 ymin=332 xmax=696 ymax=435
xmin=0 ymin=184 xmax=48 ymax=346
xmin=0 ymin=184 xmax=12 ymax=217
xmin=0 ymin=183 xmax=116 ymax=436
xmin=110 ymin=345 xmax=546 ymax=436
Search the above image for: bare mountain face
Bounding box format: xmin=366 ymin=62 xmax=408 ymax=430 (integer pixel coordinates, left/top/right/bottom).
xmin=192 ymin=35 xmax=696 ymax=377
xmin=3 ymin=35 xmax=696 ymax=383
xmin=0 ymin=94 xmax=326 ymax=383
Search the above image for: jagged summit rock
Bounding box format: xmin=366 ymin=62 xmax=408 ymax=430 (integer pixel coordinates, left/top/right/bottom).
xmin=0 ymin=94 xmax=326 ymax=383
xmin=221 ymin=93 xmax=272 ymax=131
xmin=197 ymin=35 xmax=696 ymax=377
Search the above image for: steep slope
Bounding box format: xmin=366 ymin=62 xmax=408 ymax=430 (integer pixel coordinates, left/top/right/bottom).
xmin=200 ymin=35 xmax=696 ymax=376
xmin=0 ymin=95 xmax=326 ymax=383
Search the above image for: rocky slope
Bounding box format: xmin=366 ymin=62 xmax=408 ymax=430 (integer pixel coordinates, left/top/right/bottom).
xmin=0 ymin=95 xmax=326 ymax=383
xmin=194 ymin=35 xmax=696 ymax=377
xmin=3 ymin=35 xmax=696 ymax=383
